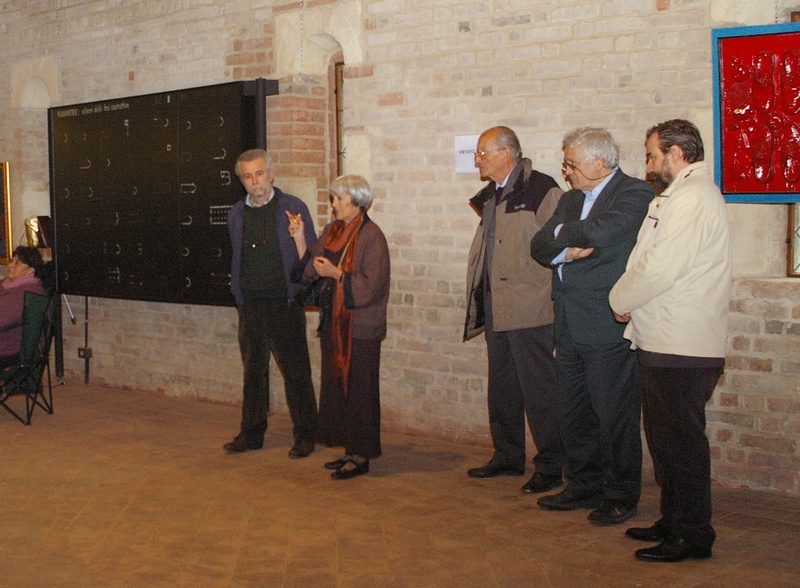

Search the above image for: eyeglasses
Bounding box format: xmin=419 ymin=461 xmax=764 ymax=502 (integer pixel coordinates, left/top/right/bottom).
xmin=474 ymin=148 xmax=504 ymax=160
xmin=561 ymin=159 xmax=581 ymax=172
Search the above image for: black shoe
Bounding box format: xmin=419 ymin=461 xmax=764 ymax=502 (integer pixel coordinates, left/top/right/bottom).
xmin=537 ymin=487 xmax=603 ymax=511
xmin=521 ymin=472 xmax=563 ymax=494
xmin=331 ymin=459 xmax=370 ymax=480
xmin=588 ymin=500 xmax=637 ymax=526
xmin=467 ymin=460 xmax=525 ymax=478
xmin=626 ymin=520 xmax=668 ymax=542
xmin=223 ymin=434 xmax=263 ymax=454
xmin=324 ymin=458 xmax=348 ymax=470
xmin=635 ymin=537 xmax=712 ymax=562
xmin=288 ymin=439 xmax=315 ymax=459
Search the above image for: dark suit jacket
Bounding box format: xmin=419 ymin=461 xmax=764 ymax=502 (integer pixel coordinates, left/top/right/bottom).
xmin=530 ymin=170 xmax=653 ymax=347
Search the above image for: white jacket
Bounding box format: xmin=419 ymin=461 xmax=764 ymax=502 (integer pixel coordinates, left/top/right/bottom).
xmin=609 ymin=161 xmax=731 ymax=358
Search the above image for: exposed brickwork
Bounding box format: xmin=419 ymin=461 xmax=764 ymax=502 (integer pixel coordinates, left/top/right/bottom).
xmin=0 ymin=1 xmax=798 ymax=496
xmin=711 ymin=279 xmax=800 ymax=494
xmin=266 ymin=74 xmax=332 ymax=221
xmin=228 ymin=23 xmax=275 ymax=80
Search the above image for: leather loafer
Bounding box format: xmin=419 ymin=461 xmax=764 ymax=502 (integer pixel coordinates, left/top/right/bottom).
xmin=537 ymin=487 xmax=603 ymax=511
xmin=288 ymin=439 xmax=315 ymax=459
xmin=588 ymin=500 xmax=637 ymax=526
xmin=324 ymin=458 xmax=348 ymax=470
xmin=635 ymin=537 xmax=712 ymax=562
xmin=521 ymin=472 xmax=563 ymax=494
xmin=331 ymin=459 xmax=370 ymax=480
xmin=223 ymin=434 xmax=263 ymax=454
xmin=626 ymin=520 xmax=668 ymax=542
xmin=467 ymin=460 xmax=525 ymax=479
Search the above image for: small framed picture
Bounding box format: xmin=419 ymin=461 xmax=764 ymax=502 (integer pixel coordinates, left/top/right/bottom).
xmin=712 ymin=22 xmax=800 ymax=202
xmin=0 ymin=162 xmax=11 ymax=264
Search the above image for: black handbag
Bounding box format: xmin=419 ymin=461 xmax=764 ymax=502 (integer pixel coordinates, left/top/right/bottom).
xmin=295 ymin=277 xmax=324 ymax=307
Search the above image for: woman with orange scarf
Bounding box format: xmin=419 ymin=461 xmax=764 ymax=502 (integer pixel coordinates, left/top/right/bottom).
xmin=289 ymin=175 xmax=390 ymax=480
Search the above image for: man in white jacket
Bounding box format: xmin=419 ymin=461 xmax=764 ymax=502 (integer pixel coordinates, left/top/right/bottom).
xmin=609 ymin=119 xmax=731 ymax=563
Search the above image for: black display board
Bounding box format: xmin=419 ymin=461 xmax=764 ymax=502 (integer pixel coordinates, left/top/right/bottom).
xmin=48 ymin=79 xmax=278 ymax=306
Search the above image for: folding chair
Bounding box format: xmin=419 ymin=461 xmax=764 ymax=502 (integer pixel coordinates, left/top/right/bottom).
xmin=0 ymin=291 xmax=55 ymax=425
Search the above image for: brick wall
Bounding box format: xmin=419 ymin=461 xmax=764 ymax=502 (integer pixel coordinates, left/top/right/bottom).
xmin=1 ymin=0 xmax=799 ymax=495
xmin=266 ymin=75 xmax=331 ymax=221
xmin=711 ymin=280 xmax=800 ymax=493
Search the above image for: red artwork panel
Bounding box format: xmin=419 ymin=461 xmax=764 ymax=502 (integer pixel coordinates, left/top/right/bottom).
xmin=719 ymin=31 xmax=800 ymax=193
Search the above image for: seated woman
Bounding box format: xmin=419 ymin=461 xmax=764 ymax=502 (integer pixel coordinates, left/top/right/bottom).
xmin=0 ymin=247 xmax=46 ymax=368
xmin=289 ymin=175 xmax=391 ymax=480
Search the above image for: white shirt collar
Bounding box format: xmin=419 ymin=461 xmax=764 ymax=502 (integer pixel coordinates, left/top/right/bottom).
xmin=245 ymin=188 xmax=275 ymax=207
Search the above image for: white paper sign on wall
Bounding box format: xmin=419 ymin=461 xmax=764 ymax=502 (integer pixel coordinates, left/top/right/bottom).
xmin=454 ymin=135 xmax=480 ymax=174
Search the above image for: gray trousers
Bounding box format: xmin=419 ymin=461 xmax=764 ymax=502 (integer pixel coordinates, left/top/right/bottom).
xmin=485 ymin=291 xmax=563 ymax=475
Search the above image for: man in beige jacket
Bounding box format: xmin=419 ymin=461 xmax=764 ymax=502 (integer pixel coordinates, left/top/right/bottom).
xmin=610 ymin=119 xmax=731 ymax=563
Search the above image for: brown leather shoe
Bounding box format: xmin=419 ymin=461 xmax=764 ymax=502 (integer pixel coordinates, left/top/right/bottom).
xmin=588 ymin=500 xmax=637 ymax=526
xmin=223 ymin=434 xmax=263 ymax=454
xmin=288 ymin=439 xmax=315 ymax=459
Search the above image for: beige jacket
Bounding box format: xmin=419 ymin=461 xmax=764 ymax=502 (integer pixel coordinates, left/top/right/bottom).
xmin=609 ymin=161 xmax=731 ymax=357
xmin=464 ymin=159 xmax=562 ymax=339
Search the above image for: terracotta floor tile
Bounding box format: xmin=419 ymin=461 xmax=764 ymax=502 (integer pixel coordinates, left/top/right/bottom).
xmin=1 ymin=382 xmax=799 ymax=587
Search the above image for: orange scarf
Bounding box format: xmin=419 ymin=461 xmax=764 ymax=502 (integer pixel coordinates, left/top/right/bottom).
xmin=323 ymin=210 xmax=365 ymax=397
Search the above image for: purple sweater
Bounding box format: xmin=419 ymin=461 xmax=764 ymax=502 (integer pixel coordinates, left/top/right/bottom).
xmin=0 ymin=274 xmax=46 ymax=358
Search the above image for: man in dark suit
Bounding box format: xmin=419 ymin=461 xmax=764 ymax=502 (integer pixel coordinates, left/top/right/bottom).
xmin=530 ymin=127 xmax=653 ymax=525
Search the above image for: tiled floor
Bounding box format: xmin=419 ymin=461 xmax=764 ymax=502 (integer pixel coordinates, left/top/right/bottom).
xmin=2 ymin=382 xmax=799 ymax=587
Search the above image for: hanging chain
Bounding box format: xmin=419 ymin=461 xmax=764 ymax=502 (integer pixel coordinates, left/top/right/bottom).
xmin=55 ymin=0 xmax=63 ymax=87
xmin=299 ymin=0 xmax=305 ymax=71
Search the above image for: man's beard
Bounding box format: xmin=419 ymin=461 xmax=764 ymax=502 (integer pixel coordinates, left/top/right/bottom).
xmin=646 ymin=171 xmax=670 ymax=195
xmin=249 ymin=184 xmax=268 ymax=198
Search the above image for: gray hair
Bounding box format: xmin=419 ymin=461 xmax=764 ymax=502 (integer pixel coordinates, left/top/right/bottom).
xmin=330 ymin=174 xmax=374 ymax=209
xmin=563 ymin=127 xmax=620 ymax=169
xmin=235 ymin=149 xmax=273 ymax=177
xmin=488 ymin=126 xmax=523 ymax=161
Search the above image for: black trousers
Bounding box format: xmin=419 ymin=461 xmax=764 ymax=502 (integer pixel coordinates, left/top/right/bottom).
xmin=237 ymin=298 xmax=317 ymax=443
xmin=556 ymin=320 xmax=642 ymax=506
xmin=639 ymin=364 xmax=721 ymax=549
xmin=485 ymin=292 xmax=563 ymax=474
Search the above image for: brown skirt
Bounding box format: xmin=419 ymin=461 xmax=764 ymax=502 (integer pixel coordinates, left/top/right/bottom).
xmin=316 ymin=334 xmax=382 ymax=459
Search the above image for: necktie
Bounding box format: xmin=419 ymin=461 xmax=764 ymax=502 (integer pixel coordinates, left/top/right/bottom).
xmin=495 ymin=185 xmax=504 ymax=205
